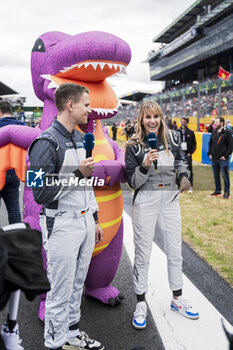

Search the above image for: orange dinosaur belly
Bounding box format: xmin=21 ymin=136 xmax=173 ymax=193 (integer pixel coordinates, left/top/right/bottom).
xmin=92 ymin=120 xmax=123 ymax=257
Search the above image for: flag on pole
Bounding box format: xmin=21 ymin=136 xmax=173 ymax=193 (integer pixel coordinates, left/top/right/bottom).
xmin=218 ymin=66 xmax=231 ymax=81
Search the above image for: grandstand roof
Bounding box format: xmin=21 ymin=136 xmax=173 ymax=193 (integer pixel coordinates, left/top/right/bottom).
xmin=148 ymin=0 xmax=233 ymax=84
xmin=153 ymin=0 xmax=211 ymax=44
xmin=0 ymin=81 xmax=18 ymax=96
xmin=118 ymin=91 xmax=154 ymax=102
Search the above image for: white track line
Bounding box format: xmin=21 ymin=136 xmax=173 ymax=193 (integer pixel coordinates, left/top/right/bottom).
xmin=123 ymin=210 xmax=232 ymax=350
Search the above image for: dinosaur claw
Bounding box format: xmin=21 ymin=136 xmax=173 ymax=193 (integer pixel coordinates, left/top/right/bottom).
xmin=108 ymin=294 xmax=124 ymax=307
xmin=115 ymin=296 xmax=122 ymax=305
xmin=118 ymin=294 xmax=125 ymax=301
xmin=108 ymin=297 xmax=116 ymax=307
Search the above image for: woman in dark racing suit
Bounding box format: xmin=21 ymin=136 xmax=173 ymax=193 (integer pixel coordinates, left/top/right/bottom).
xmin=125 ymin=100 xmax=199 ymax=329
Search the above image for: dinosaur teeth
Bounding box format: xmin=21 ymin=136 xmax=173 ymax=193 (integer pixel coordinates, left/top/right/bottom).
xmin=48 ymin=80 xmax=59 ymax=89
xmin=61 ymin=63 xmax=81 ymax=73
xmin=90 ymin=62 xmax=98 ymax=70
xmin=121 ymin=66 xmax=127 ymax=74
xmin=40 ymin=74 xmax=51 ymax=80
xmin=92 ymin=101 xmax=121 ymax=116
xmin=40 ymin=73 xmax=121 ymax=116
xmin=59 ymin=62 xmax=126 ymax=74
xmin=99 ymin=62 xmax=106 ymax=70
xmin=93 ymin=120 xmax=96 ymax=132
xmin=60 ymin=66 xmax=74 ymax=73
xmin=40 ymin=74 xmax=59 ymax=89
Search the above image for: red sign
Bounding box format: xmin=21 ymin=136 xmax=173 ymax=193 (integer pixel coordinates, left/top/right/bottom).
xmin=199 ymin=123 xmax=207 ymax=132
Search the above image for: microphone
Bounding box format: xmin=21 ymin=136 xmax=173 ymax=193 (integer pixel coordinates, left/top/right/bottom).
xmin=147 ymin=132 xmax=157 ymax=169
xmin=83 ymin=133 xmax=95 ymax=158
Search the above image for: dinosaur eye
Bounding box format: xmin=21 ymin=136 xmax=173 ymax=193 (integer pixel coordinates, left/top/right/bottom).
xmin=32 ymin=38 xmax=45 ymax=52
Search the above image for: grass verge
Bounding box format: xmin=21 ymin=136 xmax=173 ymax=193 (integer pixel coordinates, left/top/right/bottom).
xmin=180 ymin=164 xmax=233 ymax=287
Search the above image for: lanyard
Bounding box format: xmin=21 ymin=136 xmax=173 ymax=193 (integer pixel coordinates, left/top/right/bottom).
xmin=182 ymin=129 xmax=186 ymax=142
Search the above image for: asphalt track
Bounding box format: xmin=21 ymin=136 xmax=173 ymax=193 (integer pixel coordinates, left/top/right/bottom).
xmin=0 ymin=183 xmax=232 ymax=350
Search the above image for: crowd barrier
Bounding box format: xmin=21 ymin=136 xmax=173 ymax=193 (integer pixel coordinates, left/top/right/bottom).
xmin=108 ymin=127 xmax=127 ymax=142
xmin=107 ymin=127 xmax=233 ymax=171
xmin=193 ymin=132 xmax=233 ymax=170
xmin=172 ymin=115 xmax=233 ymax=132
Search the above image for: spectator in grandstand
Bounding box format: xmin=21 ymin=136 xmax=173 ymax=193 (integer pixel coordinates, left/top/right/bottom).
xmin=208 ymin=117 xmax=232 ymax=199
xmin=125 ymin=100 xmax=199 ymax=331
xmin=111 ymin=122 xmax=117 ymax=140
xmin=108 ymin=89 xmax=233 ymax=131
xmin=0 ymin=101 xmax=24 ymax=224
xmin=177 ymin=117 xmax=196 ymax=193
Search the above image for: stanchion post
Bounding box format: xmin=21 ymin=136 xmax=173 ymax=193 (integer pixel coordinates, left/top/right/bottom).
xmin=169 ymin=94 xmax=172 ymax=118
xmin=182 ymin=93 xmax=185 ymax=117
xmin=197 ymin=86 xmax=200 ymax=132
xmin=217 ymin=80 xmax=222 ymax=117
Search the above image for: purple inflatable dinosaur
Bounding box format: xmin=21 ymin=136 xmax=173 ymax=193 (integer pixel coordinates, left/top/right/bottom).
xmin=0 ymin=31 xmax=131 ymax=321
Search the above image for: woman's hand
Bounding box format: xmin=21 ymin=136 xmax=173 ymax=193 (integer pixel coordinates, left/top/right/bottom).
xmin=143 ymin=149 xmax=158 ymax=167
xmin=180 ymin=176 xmax=191 ymax=192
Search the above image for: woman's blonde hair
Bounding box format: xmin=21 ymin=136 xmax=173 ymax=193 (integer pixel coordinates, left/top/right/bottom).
xmin=128 ymin=100 xmax=169 ymax=151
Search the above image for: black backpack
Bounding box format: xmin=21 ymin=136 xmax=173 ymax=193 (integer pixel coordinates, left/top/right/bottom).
xmin=0 ymin=222 xmax=50 ymax=311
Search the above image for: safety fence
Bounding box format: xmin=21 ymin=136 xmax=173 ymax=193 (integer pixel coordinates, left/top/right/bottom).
xmin=171 ymin=115 xmax=233 ymax=132
xmin=107 ymin=127 xmax=233 ymax=171
xmin=193 ymin=132 xmax=233 ymax=170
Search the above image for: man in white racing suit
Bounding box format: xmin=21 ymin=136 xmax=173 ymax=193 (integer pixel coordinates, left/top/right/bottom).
xmin=29 ymin=83 xmax=104 ymax=350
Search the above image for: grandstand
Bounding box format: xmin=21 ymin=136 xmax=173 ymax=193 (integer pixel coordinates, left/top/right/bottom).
xmin=145 ymin=0 xmax=233 ymax=131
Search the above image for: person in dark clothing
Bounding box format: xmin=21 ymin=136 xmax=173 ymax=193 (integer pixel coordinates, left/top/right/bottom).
xmin=111 ymin=122 xmax=117 ymax=140
xmin=0 ymin=101 xmax=24 ymax=224
xmin=125 ymin=122 xmax=134 ymax=140
xmin=172 ymin=121 xmax=178 ymax=130
xmin=208 ymin=116 xmax=232 ymax=199
xmin=207 ymin=119 xmax=215 ymax=133
xmin=166 ymin=117 xmax=173 ymax=130
xmin=0 ymin=223 xmax=50 ymax=350
xmin=177 ymin=117 xmax=196 ymax=193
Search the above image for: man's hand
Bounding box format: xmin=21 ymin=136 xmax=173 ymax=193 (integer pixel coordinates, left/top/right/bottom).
xmin=95 ymin=223 xmax=104 ymax=244
xmin=180 ymin=176 xmax=191 ymax=192
xmin=209 ymin=154 xmax=212 ymax=159
xmin=220 ymin=156 xmax=226 ymax=160
xmin=78 ymin=157 xmax=95 ymax=178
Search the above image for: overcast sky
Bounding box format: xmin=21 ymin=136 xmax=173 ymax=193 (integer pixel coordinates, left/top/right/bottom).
xmin=0 ymin=0 xmax=195 ymax=106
